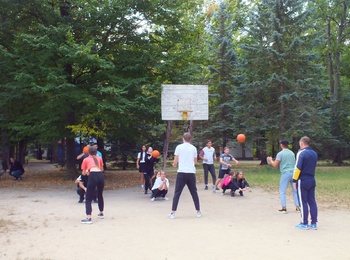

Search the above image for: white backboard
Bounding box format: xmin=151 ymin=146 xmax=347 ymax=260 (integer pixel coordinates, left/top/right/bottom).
xmin=161 ymin=84 xmax=208 ymax=120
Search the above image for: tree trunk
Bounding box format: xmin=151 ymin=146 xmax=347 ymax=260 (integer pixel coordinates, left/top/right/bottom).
xmin=162 ymin=120 xmax=172 ymax=170
xmin=65 ymin=111 xmax=78 ymax=179
xmin=18 ymin=140 xmax=26 ymax=164
xmin=66 ymin=136 xmax=77 ymax=179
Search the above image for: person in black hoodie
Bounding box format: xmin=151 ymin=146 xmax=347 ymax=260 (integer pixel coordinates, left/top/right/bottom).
xmin=144 ymin=147 xmax=158 ymax=195
xmin=7 ymin=157 xmax=25 ymax=180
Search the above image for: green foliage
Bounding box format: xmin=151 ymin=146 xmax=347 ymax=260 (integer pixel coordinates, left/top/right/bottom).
xmin=238 ymin=0 xmax=329 ymax=154
xmin=203 ymin=1 xmax=243 ymax=148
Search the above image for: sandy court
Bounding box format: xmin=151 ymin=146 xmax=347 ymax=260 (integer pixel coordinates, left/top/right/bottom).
xmin=1 ymin=171 xmax=350 ymax=260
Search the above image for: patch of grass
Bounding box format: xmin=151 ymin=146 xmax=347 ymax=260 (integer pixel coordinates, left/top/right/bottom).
xmin=238 ymin=165 xmax=350 ymax=210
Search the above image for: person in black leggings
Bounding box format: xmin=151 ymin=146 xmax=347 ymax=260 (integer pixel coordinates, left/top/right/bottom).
xmin=80 ymin=146 xmax=105 ymax=224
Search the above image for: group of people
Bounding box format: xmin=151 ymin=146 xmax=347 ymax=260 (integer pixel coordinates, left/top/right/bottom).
xmin=267 ymin=137 xmax=318 ymax=230
xmin=76 ymin=133 xmax=318 ymax=230
xmin=199 ymin=141 xmax=248 ymax=195
xmin=0 ymin=156 xmax=25 ymax=181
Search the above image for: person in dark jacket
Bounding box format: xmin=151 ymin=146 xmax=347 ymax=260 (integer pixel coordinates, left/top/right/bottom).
xmin=7 ymin=157 xmax=25 ymax=180
xmin=144 ymin=147 xmax=159 ymax=194
xmin=293 ymin=136 xmax=318 ymax=230
xmin=230 ymin=170 xmax=250 ymax=197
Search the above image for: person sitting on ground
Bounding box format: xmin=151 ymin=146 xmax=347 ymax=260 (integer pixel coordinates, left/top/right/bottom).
xmin=221 ymin=170 xmax=236 ymax=195
xmin=75 ymin=172 xmax=97 ymax=203
xmin=7 ymin=157 xmax=25 ymax=181
xmin=150 ymin=171 xmax=161 ymax=190
xmin=230 ymin=170 xmax=250 ymax=197
xmin=150 ymin=171 xmax=169 ymax=201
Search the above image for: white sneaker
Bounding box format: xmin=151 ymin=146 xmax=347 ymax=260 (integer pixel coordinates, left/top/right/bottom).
xmin=221 ymin=192 xmax=225 ymax=196
xmin=167 ymin=213 xmax=175 ymax=219
xmin=212 ymin=188 xmax=216 ymax=193
xmin=163 ymin=197 xmax=169 ymax=200
xmin=196 ymin=211 xmax=202 ymax=218
xmin=141 ymin=184 xmax=144 ymax=189
xmin=150 ymin=197 xmax=155 ymax=202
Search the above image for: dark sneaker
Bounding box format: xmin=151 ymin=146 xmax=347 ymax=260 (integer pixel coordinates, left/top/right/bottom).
xmin=78 ymin=199 xmax=84 ymax=203
xmin=205 ymin=186 xmax=208 ymax=190
xmin=239 ymin=191 xmax=243 ymax=196
xmin=231 ymin=192 xmax=235 ymax=197
xmin=81 ymin=218 xmax=92 ymax=224
xmin=295 ymin=223 xmax=309 ymax=230
xmin=97 ymin=213 xmax=104 ymax=219
xmin=278 ymin=208 xmax=287 ymax=214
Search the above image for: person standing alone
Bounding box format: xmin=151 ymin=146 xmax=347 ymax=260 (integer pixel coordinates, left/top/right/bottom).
xmin=267 ymin=140 xmax=300 ymax=213
xmin=199 ymin=140 xmax=217 ymax=190
xmin=293 ymin=136 xmax=318 ymax=230
xmin=168 ymin=132 xmax=201 ymax=219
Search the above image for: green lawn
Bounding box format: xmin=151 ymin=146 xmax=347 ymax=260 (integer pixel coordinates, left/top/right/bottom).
xmin=183 ymin=162 xmax=350 ymax=210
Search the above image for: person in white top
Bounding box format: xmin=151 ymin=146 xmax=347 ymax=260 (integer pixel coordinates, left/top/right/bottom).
xmin=167 ymin=132 xmax=201 ymax=219
xmin=151 ymin=171 xmax=170 ymax=201
xmin=199 ymin=140 xmax=217 ymax=190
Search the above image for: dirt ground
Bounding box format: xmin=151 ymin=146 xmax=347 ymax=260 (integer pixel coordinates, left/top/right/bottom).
xmin=0 ymin=162 xmax=349 ymax=260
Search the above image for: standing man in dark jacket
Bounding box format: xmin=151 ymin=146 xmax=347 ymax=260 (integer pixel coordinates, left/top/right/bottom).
xmin=293 ymin=136 xmax=318 ymax=230
xmin=7 ymin=157 xmax=25 ymax=180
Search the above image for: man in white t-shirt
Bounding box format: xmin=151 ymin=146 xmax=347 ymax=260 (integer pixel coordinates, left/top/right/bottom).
xmin=199 ymin=140 xmax=217 ymax=190
xmin=167 ymin=132 xmax=201 ymax=219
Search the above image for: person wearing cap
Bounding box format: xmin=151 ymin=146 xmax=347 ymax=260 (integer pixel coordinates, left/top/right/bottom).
xmin=267 ymin=140 xmax=300 ymax=213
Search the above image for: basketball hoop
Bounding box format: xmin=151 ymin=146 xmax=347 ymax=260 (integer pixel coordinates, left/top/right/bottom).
xmin=161 ymin=84 xmax=209 ymax=121
xmin=178 ymin=110 xmax=193 ymax=121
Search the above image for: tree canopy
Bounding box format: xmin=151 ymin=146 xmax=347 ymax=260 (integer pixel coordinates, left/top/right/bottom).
xmin=1 ymin=0 xmax=350 ymax=175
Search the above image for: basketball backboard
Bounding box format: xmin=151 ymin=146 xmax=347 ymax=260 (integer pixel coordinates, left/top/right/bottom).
xmin=161 ymin=84 xmax=208 ymax=120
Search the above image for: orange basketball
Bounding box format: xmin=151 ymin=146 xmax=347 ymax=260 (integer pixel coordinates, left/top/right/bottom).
xmin=83 ymin=145 xmax=89 ymax=154
xmin=152 ymin=150 xmax=160 ymax=158
xmin=237 ymin=134 xmax=246 ymax=143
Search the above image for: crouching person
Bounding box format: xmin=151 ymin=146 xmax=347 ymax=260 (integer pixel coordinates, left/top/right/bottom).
xmin=151 ymin=171 xmax=169 ymax=201
xmin=75 ymin=172 xmax=97 ymax=203
xmin=221 ymin=170 xmax=235 ymax=195
xmin=231 ymin=170 xmax=250 ymax=197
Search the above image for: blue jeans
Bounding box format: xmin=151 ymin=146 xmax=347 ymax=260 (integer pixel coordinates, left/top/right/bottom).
xmin=9 ymin=170 xmax=24 ymax=179
xmin=280 ymin=171 xmax=299 ymax=208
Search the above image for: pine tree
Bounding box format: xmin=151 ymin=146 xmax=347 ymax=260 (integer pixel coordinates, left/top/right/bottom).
xmin=238 ymin=0 xmax=329 ymax=154
xmin=204 ymin=1 xmax=241 ymax=148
